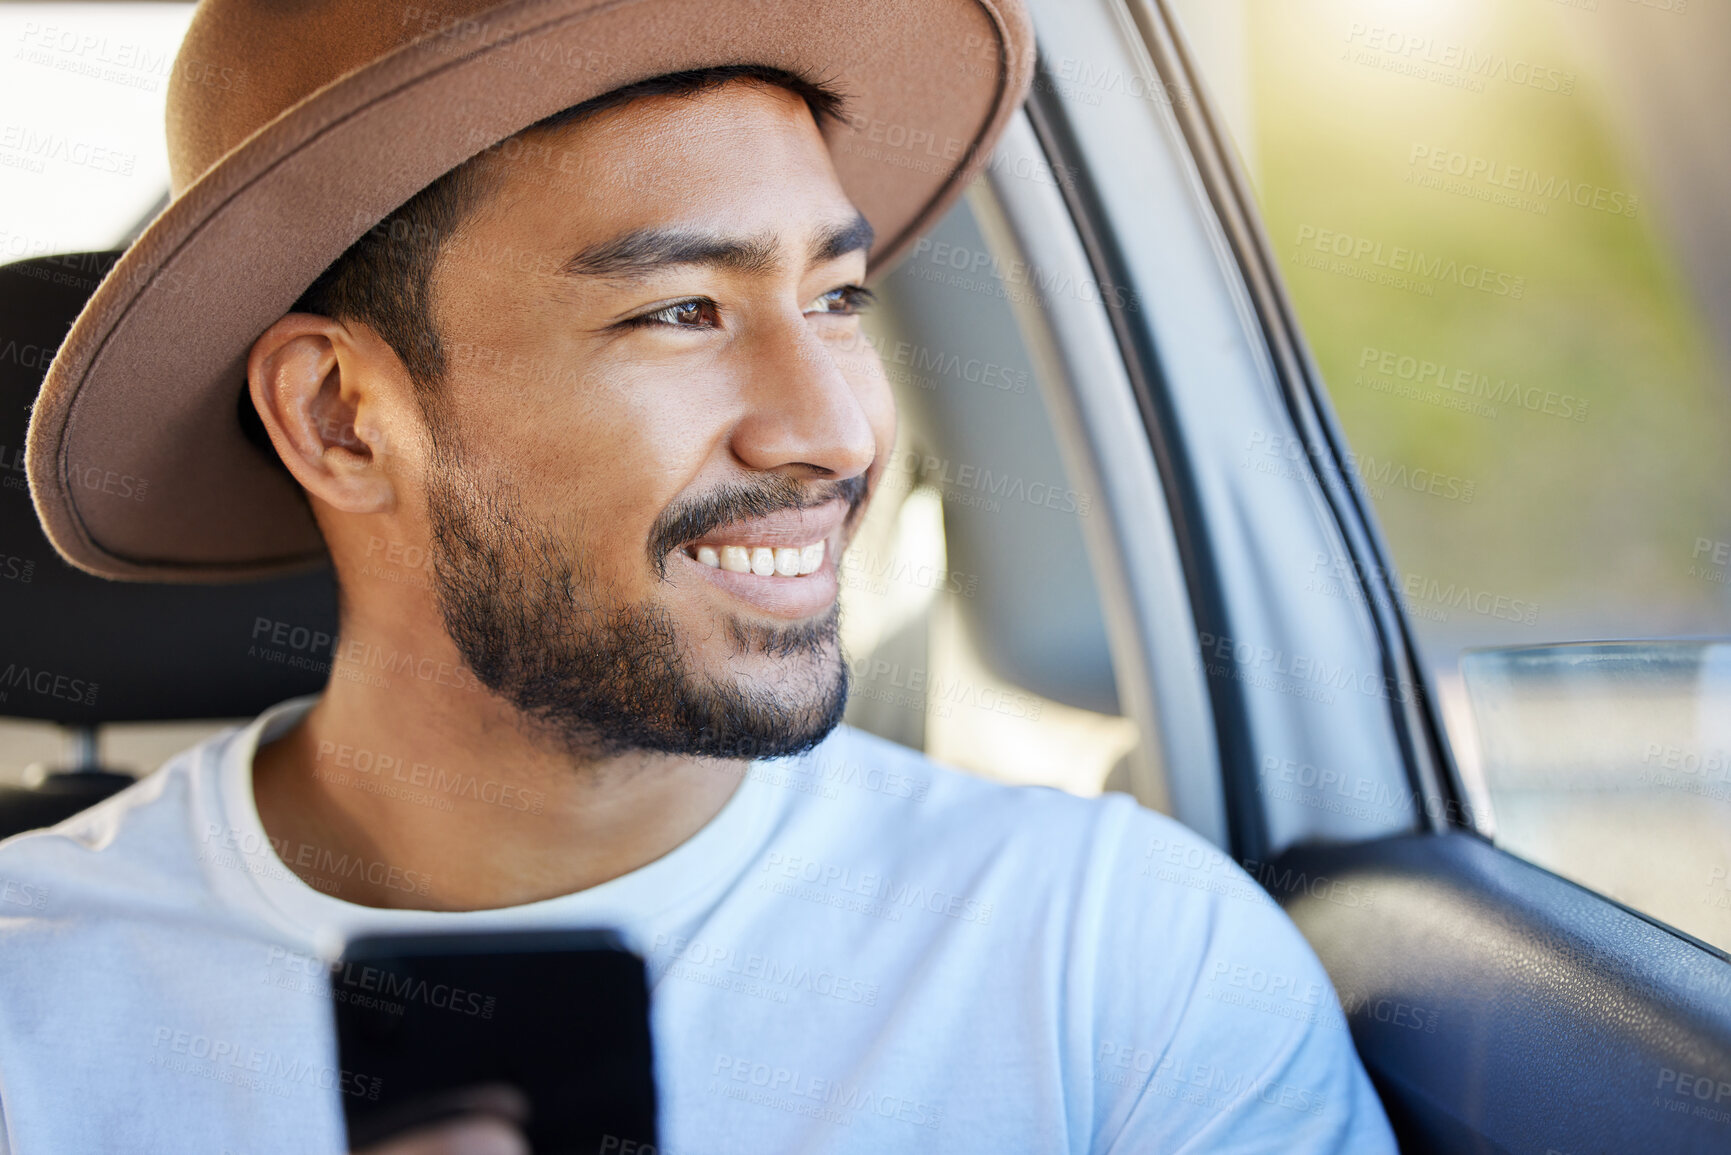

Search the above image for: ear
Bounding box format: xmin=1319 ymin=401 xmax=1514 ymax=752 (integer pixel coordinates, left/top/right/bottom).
xmin=246 ymin=314 xmax=414 ymax=514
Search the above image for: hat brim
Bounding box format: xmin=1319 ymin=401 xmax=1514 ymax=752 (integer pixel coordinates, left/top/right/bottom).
xmin=27 ymin=0 xmax=1032 ymax=582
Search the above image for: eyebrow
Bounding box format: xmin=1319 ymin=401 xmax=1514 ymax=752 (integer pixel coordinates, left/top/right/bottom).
xmin=561 ymin=212 xmax=875 ymax=280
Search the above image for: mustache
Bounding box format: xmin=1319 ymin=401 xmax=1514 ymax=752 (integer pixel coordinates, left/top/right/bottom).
xmin=646 ymin=473 xmax=869 ymax=577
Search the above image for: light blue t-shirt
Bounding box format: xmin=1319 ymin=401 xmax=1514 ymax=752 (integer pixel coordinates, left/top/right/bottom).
xmin=0 ymin=695 xmax=1395 ymax=1153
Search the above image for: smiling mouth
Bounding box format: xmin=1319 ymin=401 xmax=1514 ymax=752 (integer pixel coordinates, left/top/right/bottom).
xmin=684 ymin=540 xmax=827 ymax=577
xmin=672 ymin=494 xmax=849 ymax=580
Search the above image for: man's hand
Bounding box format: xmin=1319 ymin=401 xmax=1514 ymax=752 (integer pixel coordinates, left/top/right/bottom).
xmin=351 ymin=1083 xmax=529 ymax=1155
xmin=353 ymin=1115 xmax=527 ymax=1155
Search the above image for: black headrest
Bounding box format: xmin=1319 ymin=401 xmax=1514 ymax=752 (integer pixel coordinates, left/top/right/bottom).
xmin=0 ymin=253 xmax=337 ymax=725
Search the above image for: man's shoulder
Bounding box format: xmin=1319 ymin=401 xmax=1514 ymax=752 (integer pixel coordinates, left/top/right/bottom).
xmin=0 ymin=725 xmax=239 ymax=927
xmin=788 ymin=724 xmax=1197 ymax=888
xmin=791 ymin=725 xmax=1313 ymax=942
xmin=808 ymin=722 xmax=1094 ymax=822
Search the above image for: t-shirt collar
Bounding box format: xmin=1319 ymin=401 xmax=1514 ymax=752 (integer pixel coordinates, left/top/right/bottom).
xmin=209 ymin=694 xmax=781 ymax=956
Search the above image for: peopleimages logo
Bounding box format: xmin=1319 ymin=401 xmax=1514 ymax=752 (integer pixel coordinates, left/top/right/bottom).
xmin=0 ymin=125 xmax=135 ymax=175
xmin=1243 ymin=429 xmax=1478 ymax=507
xmin=906 ymin=237 xmax=1140 ymax=312
xmin=149 ymin=1025 xmax=379 ymax=1101
xmin=330 ymin=960 xmax=497 ymax=1018
xmin=314 ymin=740 xmax=546 ymax=814
xmin=1356 ymin=346 xmax=1588 ymax=423
xmin=200 ymin=823 xmax=433 ymax=898
xmin=0 ymin=878 xmax=48 ymax=911
xmin=1294 ymin=225 xmax=1526 ymax=299
xmin=649 ymin=933 xmax=881 ymax=1007
xmin=1406 ymin=145 xmax=1639 ymax=219
xmin=709 ymin=1053 xmax=943 ymax=1131
xmin=0 ymin=663 xmax=98 ymax=707
xmin=885 ymin=449 xmax=1093 ymax=517
xmin=1094 ymin=1041 xmax=1330 ymax=1117
xmin=1194 ymin=629 xmax=1420 ymax=708
xmin=758 ymin=852 xmax=994 ymax=925
xmin=1342 ymin=23 xmax=1576 ymax=96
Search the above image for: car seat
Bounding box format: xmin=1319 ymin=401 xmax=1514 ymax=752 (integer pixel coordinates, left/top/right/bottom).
xmin=0 ymin=251 xmax=338 ymax=839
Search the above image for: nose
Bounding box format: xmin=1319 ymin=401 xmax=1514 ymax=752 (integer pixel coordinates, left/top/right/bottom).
xmin=726 ymin=312 xmax=880 ymax=483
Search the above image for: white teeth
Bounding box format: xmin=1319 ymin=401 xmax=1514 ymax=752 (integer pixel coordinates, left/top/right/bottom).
xmin=695 ymin=540 xmax=828 ymax=576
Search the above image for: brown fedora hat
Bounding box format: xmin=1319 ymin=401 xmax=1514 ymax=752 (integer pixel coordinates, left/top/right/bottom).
xmin=27 ymin=0 xmax=1033 ymax=583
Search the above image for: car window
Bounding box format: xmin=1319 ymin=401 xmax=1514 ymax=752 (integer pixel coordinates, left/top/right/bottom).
xmin=1 ymin=3 xmax=1147 ymax=806
xmin=841 ymin=191 xmax=1145 ymax=799
xmin=1169 ymin=0 xmax=1731 ymax=949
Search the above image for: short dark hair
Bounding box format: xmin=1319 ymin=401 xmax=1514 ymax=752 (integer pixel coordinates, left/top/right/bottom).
xmin=242 ymin=65 xmax=845 ymax=455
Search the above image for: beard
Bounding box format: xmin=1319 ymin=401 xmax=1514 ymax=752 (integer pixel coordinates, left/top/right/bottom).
xmin=421 ymin=426 xmax=858 ymax=764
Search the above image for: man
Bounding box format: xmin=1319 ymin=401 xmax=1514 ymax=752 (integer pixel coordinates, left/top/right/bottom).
xmin=2 ymin=1 xmax=1396 ymax=1152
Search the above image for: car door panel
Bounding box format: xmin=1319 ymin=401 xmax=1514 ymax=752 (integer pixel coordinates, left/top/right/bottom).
xmin=1273 ymin=833 xmax=1731 ymax=1154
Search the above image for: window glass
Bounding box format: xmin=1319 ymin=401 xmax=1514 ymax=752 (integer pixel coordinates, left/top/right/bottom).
xmin=841 ymin=190 xmax=1144 ymax=799
xmin=1171 ymin=0 xmax=1731 ymax=948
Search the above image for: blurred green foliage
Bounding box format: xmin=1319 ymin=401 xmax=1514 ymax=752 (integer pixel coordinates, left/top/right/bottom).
xmin=1238 ymin=0 xmax=1731 ymax=655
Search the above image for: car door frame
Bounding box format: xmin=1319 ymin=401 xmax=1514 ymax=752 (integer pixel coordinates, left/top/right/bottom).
xmin=995 ymin=0 xmax=1731 ymax=1150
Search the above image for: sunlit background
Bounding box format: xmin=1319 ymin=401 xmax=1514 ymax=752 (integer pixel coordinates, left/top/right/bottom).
xmin=1171 ymin=0 xmax=1731 ymax=948
xmin=1 ymin=4 xmax=188 ymax=252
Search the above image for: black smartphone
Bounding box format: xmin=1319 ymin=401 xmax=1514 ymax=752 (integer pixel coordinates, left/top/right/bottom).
xmin=331 ymin=928 xmax=657 ymax=1154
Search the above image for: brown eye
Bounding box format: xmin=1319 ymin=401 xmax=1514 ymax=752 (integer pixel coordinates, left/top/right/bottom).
xmin=805 ymin=284 xmax=876 ymax=315
xmin=635 ymin=298 xmax=720 ymax=328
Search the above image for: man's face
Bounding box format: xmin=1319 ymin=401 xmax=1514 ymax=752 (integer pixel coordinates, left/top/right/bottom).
xmin=414 ymin=81 xmax=894 ymax=761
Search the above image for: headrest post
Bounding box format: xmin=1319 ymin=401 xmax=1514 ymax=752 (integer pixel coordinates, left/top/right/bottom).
xmin=62 ymin=725 xmax=100 ymax=774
